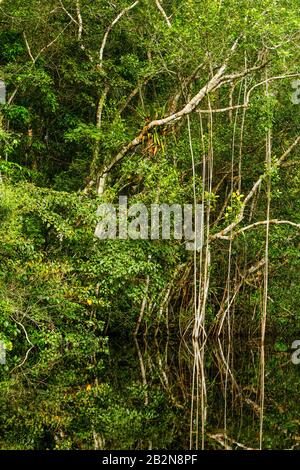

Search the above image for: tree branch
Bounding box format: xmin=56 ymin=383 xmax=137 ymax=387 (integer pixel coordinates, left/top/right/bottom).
xmin=99 ymin=1 xmax=139 ymax=68
xmin=155 ymin=0 xmax=171 ymax=28
xmin=221 ymin=219 xmax=300 ymax=240
xmin=76 ymin=0 xmax=83 ymax=41
xmin=96 ymin=36 xmax=242 ymax=184
xmin=59 ymin=0 xmax=78 ymax=25
xmin=197 ymin=103 xmax=247 ymax=114
xmin=23 ymin=32 xmax=35 ymax=63
xmin=10 ymin=315 xmax=34 ymax=372
xmin=24 ymin=22 xmax=72 ymax=65
xmin=212 ymin=135 xmax=300 ymax=240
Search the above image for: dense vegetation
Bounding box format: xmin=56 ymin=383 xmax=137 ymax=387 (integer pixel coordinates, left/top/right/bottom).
xmin=0 ymin=0 xmax=299 ymax=450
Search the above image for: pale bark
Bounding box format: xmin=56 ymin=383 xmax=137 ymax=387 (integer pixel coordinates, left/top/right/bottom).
xmin=155 ymin=0 xmax=171 ymax=28
xmin=97 ymin=37 xmax=242 ymax=181
xmin=99 ymin=1 xmax=139 ymax=68
xmin=212 ymin=135 xmax=300 ymax=240
xmin=76 ymin=0 xmax=83 ymax=41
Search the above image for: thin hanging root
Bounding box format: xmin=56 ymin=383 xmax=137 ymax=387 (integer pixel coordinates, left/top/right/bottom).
xmin=151 ymin=339 xmax=184 ymax=408
xmin=223 ymin=80 xmax=243 ymax=445
xmin=212 ymin=340 xmax=263 ymax=421
xmin=154 ymin=265 xmax=183 ymax=335
xmin=189 ymin=92 xmax=214 ymax=449
xmin=190 ymin=337 xmax=207 ymax=450
xmin=134 ymin=272 xmax=150 ymax=337
xmin=134 ymin=337 xmax=149 ymax=405
xmin=187 ymin=112 xmax=200 ymax=449
xmin=238 ymin=53 xmax=248 ymax=193
xmin=212 ymin=258 xmax=266 ymax=336
xmin=259 ymin=69 xmax=271 ymax=450
xmin=214 ymin=338 xmax=240 ymax=395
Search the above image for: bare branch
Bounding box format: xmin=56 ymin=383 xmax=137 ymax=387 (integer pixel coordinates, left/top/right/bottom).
xmin=221 ymin=60 xmax=270 ymax=82
xmin=10 ymin=316 xmax=34 ymax=372
xmin=97 ymin=37 xmax=242 ymax=182
xmin=208 ymin=433 xmax=256 ymax=450
xmin=119 ymin=84 xmax=141 ymax=114
xmin=155 ymin=0 xmax=171 ymax=28
xmin=99 ymin=1 xmax=139 ymax=68
xmin=212 ymin=135 xmax=300 ymax=240
xmin=59 ymin=0 xmax=78 ymax=25
xmin=213 ymin=258 xmax=266 ymax=335
xmin=23 ymin=32 xmax=35 ymax=63
xmin=90 ymin=85 xmax=110 ymax=184
xmin=96 ymin=85 xmax=109 ymax=130
xmin=134 ymin=273 xmax=150 ymax=336
xmin=169 ymin=62 xmax=205 ymax=114
xmin=246 ymin=73 xmax=300 ymax=103
xmin=59 ymin=0 xmax=94 ymax=61
xmin=34 ymin=22 xmax=72 ymax=62
xmin=7 ymin=86 xmax=19 ymax=105
xmin=197 ymin=104 xmax=247 ymax=114
xmin=76 ymin=0 xmax=83 ymax=41
xmin=23 ymin=21 xmax=72 ymax=67
xmin=221 ymin=219 xmax=300 ymax=241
